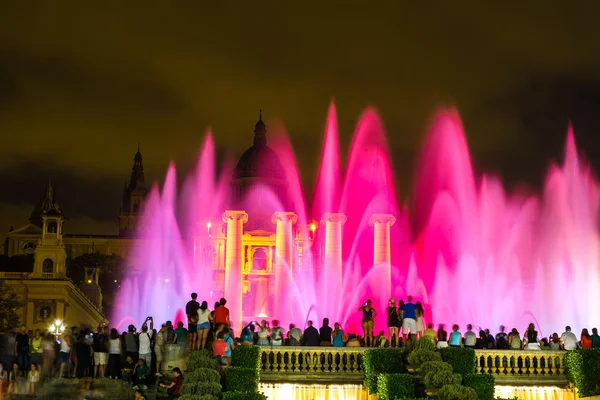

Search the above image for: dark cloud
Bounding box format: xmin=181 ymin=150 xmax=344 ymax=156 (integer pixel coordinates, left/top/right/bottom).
xmin=1 ymin=2 xmax=600 ymax=234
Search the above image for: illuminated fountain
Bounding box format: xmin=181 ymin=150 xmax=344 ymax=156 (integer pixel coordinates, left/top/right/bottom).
xmin=112 ymin=104 xmax=600 ymax=337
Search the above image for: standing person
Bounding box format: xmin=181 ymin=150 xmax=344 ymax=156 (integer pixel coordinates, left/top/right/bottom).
xmin=415 ymin=302 xmax=425 ymax=338
xmin=15 ymin=325 xmax=30 ymax=376
xmin=591 ymin=328 xmax=600 ymax=348
xmin=159 ymin=367 xmax=183 ymax=400
xmin=463 ymin=324 xmax=477 ymax=348
xmin=358 ymin=299 xmax=376 ymax=347
xmin=75 ymin=331 xmax=92 ymax=378
xmin=524 ymin=323 xmax=541 ymax=350
xmin=58 ymin=332 xmax=71 ymax=378
xmin=93 ymin=327 xmax=109 ymax=379
xmin=125 ymin=325 xmax=139 ymax=361
xmin=29 ymin=330 xmax=43 ymax=369
xmin=436 ymin=324 xmax=449 ymax=349
xmin=154 ymin=324 xmax=167 ymax=374
xmin=173 ymin=322 xmax=188 ymax=348
xmin=319 ymin=318 xmax=333 ymax=346
xmin=107 ymin=328 xmax=122 ymax=379
xmin=270 ymin=321 xmax=284 ymax=346
xmin=196 ymin=302 xmax=212 ymax=350
xmin=302 ymin=321 xmax=319 ymax=346
xmin=332 ymin=323 xmax=347 ymax=347
xmin=495 ymin=326 xmax=509 ymax=350
xmin=214 ymin=298 xmax=230 ymax=330
xmin=287 ymin=324 xmax=303 ymax=346
xmin=401 ymin=297 xmax=417 ymax=340
xmin=387 ymin=299 xmax=401 ymax=348
xmin=138 ymin=318 xmax=154 ymax=366
xmin=185 ymin=293 xmax=200 ymax=350
xmin=41 ymin=333 xmax=56 ymax=379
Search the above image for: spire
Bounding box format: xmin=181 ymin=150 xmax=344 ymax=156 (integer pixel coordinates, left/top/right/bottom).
xmin=253 ymin=109 xmax=267 ymax=147
xmin=41 ymin=178 xmax=62 ymax=215
xmin=129 ymin=145 xmax=146 ymax=191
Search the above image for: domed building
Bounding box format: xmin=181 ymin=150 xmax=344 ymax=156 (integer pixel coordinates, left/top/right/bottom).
xmin=231 ymin=111 xmax=289 ymax=232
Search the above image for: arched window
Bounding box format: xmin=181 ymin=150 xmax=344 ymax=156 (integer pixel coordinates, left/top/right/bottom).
xmin=42 ymin=258 xmax=54 ymax=274
xmin=252 ymin=248 xmax=268 ymax=271
xmin=46 ymin=221 xmax=57 ymax=233
xmin=22 ymin=242 xmax=36 ymax=251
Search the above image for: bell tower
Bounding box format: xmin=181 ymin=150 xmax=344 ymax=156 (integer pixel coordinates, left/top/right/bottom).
xmin=119 ymin=145 xmax=148 ymax=236
xmin=32 ymin=179 xmax=67 ymax=279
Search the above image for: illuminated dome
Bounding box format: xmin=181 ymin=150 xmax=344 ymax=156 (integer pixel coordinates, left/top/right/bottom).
xmin=233 ymin=111 xmax=285 ymax=180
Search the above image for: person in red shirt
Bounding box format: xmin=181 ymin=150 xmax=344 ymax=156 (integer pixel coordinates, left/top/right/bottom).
xmin=212 ymin=332 xmax=228 ymax=368
xmin=160 ymin=367 xmax=183 ymax=399
xmin=581 ymin=328 xmax=593 ymax=349
xmin=213 ymin=298 xmax=230 ymax=329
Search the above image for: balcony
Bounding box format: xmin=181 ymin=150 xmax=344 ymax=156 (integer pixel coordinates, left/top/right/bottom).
xmin=258 ymin=347 xmax=568 ymax=386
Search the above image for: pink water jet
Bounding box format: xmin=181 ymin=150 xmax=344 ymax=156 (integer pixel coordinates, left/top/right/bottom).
xmin=112 ymin=105 xmax=600 ymax=337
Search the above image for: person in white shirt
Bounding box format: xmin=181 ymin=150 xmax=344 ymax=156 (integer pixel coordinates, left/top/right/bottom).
xmin=138 ymin=317 xmax=154 ymax=366
xmin=560 ymin=326 xmax=578 ymax=351
xmin=463 ymin=324 xmax=477 ymax=348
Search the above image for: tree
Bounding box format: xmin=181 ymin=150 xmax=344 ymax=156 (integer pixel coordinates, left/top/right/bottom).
xmin=0 ymin=279 xmax=23 ymax=331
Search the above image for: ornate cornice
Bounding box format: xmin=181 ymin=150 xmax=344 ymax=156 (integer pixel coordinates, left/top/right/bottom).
xmin=368 ymin=214 xmax=396 ymax=226
xmin=320 ymin=213 xmax=347 ymax=224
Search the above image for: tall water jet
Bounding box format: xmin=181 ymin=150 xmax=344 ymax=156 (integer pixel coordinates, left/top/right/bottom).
xmin=222 ymin=210 xmax=248 ymax=332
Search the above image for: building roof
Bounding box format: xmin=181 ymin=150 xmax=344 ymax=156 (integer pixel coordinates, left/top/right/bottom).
xmin=232 ymin=111 xmax=285 ymax=180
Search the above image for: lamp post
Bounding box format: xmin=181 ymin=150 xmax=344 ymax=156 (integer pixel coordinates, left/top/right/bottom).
xmin=50 ymin=320 xmax=65 ymax=340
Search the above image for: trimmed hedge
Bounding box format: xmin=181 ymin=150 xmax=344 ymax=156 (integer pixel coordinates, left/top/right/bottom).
xmin=439 ymin=347 xmax=475 ymax=375
xmin=178 ymin=395 xmax=218 ymax=400
xmin=377 ymin=373 xmax=416 ymax=400
xmin=362 ymin=348 xmax=405 ymax=393
xmin=231 ymin=345 xmax=262 ymax=371
xmin=437 ymin=383 xmax=477 ymax=400
xmin=564 ymin=348 xmax=600 ymax=397
xmin=407 ymin=349 xmax=442 ymax=364
xmin=180 ymin=382 xmax=222 ymax=398
xmin=419 ymin=361 xmax=453 ymax=379
xmin=186 ymin=367 xmax=221 ymax=383
xmin=461 ymin=373 xmax=495 ymax=400
xmin=187 ymin=354 xmax=220 ymax=372
xmin=222 ymin=391 xmax=268 ymax=400
xmin=424 ymin=370 xmax=462 ymax=389
xmin=224 ymin=367 xmax=259 ymax=392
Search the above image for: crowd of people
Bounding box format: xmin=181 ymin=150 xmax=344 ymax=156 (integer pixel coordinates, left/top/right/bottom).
xmin=2 ymin=292 xmax=599 ymax=397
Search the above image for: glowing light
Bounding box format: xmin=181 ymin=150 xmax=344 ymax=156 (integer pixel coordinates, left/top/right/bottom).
xmin=114 ymin=280 xmax=118 ymax=283
xmin=164 ymin=278 xmax=169 ymax=283
xmin=50 ymin=320 xmax=65 ymax=335
xmin=112 ymin=106 xmax=600 ymax=335
xmin=87 ymin=279 xmax=92 ymax=283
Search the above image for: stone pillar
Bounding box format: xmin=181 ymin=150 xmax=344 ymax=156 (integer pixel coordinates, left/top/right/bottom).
xmin=222 ymin=210 xmax=248 ymax=333
xmin=321 ymin=213 xmax=347 ymax=292
xmin=272 ymin=212 xmax=298 ymax=323
xmin=369 ymin=214 xmax=396 ymax=268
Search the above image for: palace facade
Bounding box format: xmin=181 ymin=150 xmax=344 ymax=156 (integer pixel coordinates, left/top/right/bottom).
xmin=0 ymin=114 xmax=320 ymax=328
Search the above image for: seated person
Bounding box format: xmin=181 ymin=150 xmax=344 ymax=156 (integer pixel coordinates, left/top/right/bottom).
xmin=132 ymin=358 xmax=150 ymax=390
xmin=212 ymin=332 xmax=228 ymax=367
xmin=121 ymin=355 xmax=136 ymax=385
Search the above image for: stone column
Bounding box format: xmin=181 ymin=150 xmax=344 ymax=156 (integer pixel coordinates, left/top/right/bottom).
xmin=222 ymin=210 xmax=248 ymax=333
xmin=321 ymin=213 xmax=347 ymax=293
xmin=272 ymin=212 xmax=298 ymax=323
xmin=369 ymin=214 xmax=396 ymax=268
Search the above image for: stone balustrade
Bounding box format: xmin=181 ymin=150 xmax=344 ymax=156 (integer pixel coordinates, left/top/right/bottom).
xmin=258 ymin=346 xmax=568 ymax=385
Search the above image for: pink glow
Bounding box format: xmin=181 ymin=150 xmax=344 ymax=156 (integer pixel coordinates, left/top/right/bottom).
xmin=112 ymin=105 xmax=600 ymax=337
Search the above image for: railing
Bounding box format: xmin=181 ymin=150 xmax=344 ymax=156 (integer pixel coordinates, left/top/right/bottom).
xmin=258 ymin=347 xmax=568 ymax=385
xmin=41 ymin=272 xmax=54 ymax=279
xmin=0 ymin=272 xmax=29 ymax=279
xmin=475 ymin=349 xmax=567 ymax=385
xmin=260 ymin=346 xmax=365 ymax=383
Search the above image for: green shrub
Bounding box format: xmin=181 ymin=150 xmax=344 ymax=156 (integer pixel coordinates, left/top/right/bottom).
xmin=407 ymin=349 xmax=442 ymax=365
xmin=187 ymin=355 xmax=220 ymax=372
xmin=231 ymin=345 xmax=262 ymax=371
xmin=439 ymin=347 xmax=475 ymax=375
xmin=224 ymin=367 xmax=259 ymax=392
xmin=188 ymin=349 xmax=214 ymax=361
xmin=362 ymin=349 xmax=405 ymax=393
xmin=415 ymin=337 xmax=436 ymax=352
xmin=178 ymin=396 xmax=218 ymax=400
xmin=377 ymin=373 xmax=416 ymax=400
xmin=180 ymin=382 xmax=199 ymax=395
xmin=186 ymin=367 xmax=221 ymax=383
xmin=393 ymin=398 xmax=428 ymax=400
xmin=222 ymin=391 xmax=268 ymax=400
xmin=462 ymin=373 xmax=495 ymax=400
xmin=196 ymin=382 xmax=222 ymax=398
xmin=418 ymin=361 xmax=453 ymax=379
xmin=437 ymin=384 xmax=477 ymax=400
xmin=565 ymin=348 xmax=600 ymax=397
xmin=424 ymin=370 xmax=462 ymax=388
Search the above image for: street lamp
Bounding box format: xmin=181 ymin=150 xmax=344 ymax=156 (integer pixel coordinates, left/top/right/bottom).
xmin=50 ymin=320 xmax=65 ymax=338
xmin=207 ymin=221 xmax=212 ymax=237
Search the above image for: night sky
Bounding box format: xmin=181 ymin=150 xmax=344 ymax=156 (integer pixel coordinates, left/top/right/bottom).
xmin=1 ymin=2 xmax=600 ymax=236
